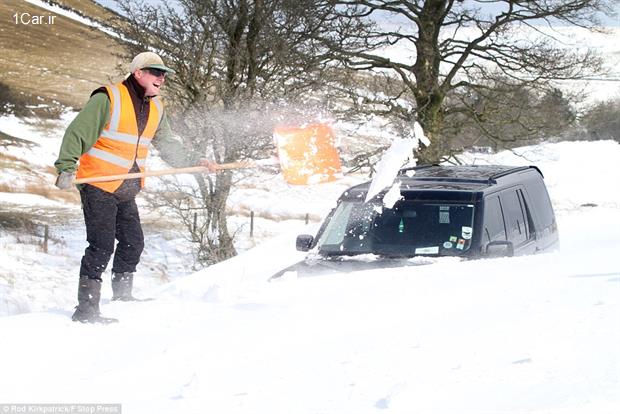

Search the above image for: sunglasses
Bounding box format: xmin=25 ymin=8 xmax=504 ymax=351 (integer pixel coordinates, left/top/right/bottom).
xmin=144 ymin=68 xmax=167 ymax=77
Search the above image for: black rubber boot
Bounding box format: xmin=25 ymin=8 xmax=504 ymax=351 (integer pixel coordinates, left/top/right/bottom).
xmin=112 ymin=272 xmax=149 ymax=301
xmin=71 ymin=276 xmax=118 ymax=324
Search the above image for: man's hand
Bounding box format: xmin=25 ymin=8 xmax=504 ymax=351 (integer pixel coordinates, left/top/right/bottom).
xmin=199 ymin=159 xmax=219 ymax=173
xmin=55 ymin=171 xmax=75 ymax=190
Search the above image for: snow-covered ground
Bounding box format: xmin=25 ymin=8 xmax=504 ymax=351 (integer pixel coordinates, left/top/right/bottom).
xmin=1 ymin=108 xmax=619 ymax=412
xmin=0 ymin=112 xmax=362 ymax=315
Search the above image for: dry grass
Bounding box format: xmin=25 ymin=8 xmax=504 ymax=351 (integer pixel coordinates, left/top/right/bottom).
xmin=0 ymin=0 xmax=125 ymax=110
xmin=29 ymin=183 xmax=81 ymax=203
xmin=0 ymin=182 xmax=80 ymax=204
xmin=0 ymin=210 xmax=40 ymax=232
xmin=0 ymin=152 xmax=33 ymax=173
xmin=0 ymin=151 xmax=29 ymax=164
xmin=227 ymin=203 xmax=321 ymax=222
xmin=0 ymin=152 xmax=56 ymax=176
xmin=0 ymin=210 xmax=66 ymax=251
xmin=0 ymin=131 xmax=39 ymax=148
xmin=1 ymin=131 xmax=81 ymax=203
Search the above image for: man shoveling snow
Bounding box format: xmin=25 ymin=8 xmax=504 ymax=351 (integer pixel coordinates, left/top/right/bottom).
xmin=54 ymin=52 xmax=212 ymax=323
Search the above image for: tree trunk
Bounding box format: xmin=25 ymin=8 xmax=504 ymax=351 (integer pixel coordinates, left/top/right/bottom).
xmin=194 ymin=169 xmax=237 ymax=264
xmin=416 ymin=99 xmax=445 ymax=164
xmin=211 ymin=170 xmax=236 ymax=260
xmin=412 ymin=0 xmax=447 ymax=164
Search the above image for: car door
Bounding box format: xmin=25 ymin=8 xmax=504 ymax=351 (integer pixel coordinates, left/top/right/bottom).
xmin=482 ymin=195 xmax=507 ymax=245
xmin=499 ymin=187 xmax=537 ymax=255
xmin=523 ymin=176 xmax=559 ymax=251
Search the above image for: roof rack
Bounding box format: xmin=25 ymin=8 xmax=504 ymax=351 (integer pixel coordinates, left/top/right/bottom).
xmin=411 ymin=177 xmax=494 ymax=185
xmin=397 ymin=164 xmax=440 ymax=175
xmin=396 ymin=165 xmax=541 ymax=185
xmin=488 ymin=166 xmax=539 ymax=182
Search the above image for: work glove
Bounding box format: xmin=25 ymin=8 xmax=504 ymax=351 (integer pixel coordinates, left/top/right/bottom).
xmin=55 ymin=171 xmax=75 ymax=190
xmin=199 ymin=159 xmax=219 ymax=173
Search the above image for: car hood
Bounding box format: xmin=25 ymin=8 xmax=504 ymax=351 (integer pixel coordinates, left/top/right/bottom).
xmin=269 ymin=255 xmax=464 ymax=279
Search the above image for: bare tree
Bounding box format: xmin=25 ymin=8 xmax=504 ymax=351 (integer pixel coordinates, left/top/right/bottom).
xmin=445 ymin=80 xmax=578 ymax=151
xmin=577 ymin=97 xmax=620 ymax=143
xmin=323 ymin=0 xmax=614 ymax=162
xmin=113 ymin=0 xmax=360 ymax=264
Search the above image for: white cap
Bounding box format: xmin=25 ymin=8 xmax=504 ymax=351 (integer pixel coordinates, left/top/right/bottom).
xmin=129 ymin=52 xmax=175 ymax=74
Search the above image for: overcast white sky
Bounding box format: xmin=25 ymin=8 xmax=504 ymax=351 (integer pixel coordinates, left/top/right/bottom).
xmin=94 ymin=0 xmax=619 ymax=27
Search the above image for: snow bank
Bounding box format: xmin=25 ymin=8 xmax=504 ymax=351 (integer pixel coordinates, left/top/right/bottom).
xmin=0 ymin=204 xmax=617 ymax=413
xmin=1 ymin=114 xmax=619 ymax=413
xmin=0 ymin=284 xmax=30 ymax=317
xmin=458 ymin=140 xmax=620 ymax=211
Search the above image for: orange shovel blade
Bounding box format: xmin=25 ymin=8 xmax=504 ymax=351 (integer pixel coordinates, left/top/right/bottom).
xmin=273 ymin=124 xmax=342 ymax=185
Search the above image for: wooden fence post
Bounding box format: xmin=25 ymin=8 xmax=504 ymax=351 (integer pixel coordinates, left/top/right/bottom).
xmin=43 ymin=224 xmax=49 ymax=253
xmin=250 ymin=211 xmax=254 ymax=238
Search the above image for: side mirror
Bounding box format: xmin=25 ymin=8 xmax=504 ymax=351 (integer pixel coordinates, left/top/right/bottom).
xmin=296 ymin=234 xmax=314 ymax=252
xmin=485 ymin=240 xmax=514 ymax=258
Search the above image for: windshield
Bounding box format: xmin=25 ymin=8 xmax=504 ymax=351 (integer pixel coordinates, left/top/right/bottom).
xmin=316 ymin=200 xmax=475 ymax=257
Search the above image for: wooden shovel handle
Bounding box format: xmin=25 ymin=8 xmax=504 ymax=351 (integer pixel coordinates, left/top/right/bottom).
xmin=73 ymin=161 xmax=255 ymax=184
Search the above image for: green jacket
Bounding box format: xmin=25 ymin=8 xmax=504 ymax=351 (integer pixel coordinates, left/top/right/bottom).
xmin=54 ymin=93 xmax=188 ymax=173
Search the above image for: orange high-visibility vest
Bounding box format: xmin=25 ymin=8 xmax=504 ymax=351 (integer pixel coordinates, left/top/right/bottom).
xmin=76 ymin=82 xmax=163 ymax=193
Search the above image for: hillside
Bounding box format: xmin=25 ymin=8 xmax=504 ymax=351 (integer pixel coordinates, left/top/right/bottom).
xmin=0 ymin=0 xmax=122 ymax=110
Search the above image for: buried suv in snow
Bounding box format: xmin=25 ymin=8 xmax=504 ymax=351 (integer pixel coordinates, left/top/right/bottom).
xmin=292 ymin=165 xmax=558 ymax=271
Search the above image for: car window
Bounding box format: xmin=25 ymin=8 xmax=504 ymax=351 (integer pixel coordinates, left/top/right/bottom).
xmin=316 ymin=200 xmax=475 ymax=256
xmin=517 ymin=189 xmax=536 ymax=239
xmin=527 ymin=177 xmax=556 ymax=230
xmin=500 ymin=189 xmax=527 ymax=245
xmin=483 ymin=196 xmax=506 ymax=243
xmin=316 ymin=202 xmax=355 ymax=247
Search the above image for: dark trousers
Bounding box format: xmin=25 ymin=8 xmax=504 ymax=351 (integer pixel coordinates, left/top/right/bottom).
xmin=79 ymin=184 xmax=144 ymax=280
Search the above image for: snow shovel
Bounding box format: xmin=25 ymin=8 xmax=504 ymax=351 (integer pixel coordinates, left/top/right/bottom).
xmin=274 ymin=123 xmax=342 ymax=185
xmin=73 ymin=161 xmax=261 ymax=185
xmin=73 ymin=123 xmax=342 ymax=185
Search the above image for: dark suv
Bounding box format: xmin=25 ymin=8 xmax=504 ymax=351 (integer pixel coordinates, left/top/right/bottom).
xmin=296 ymin=165 xmax=559 ymax=260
